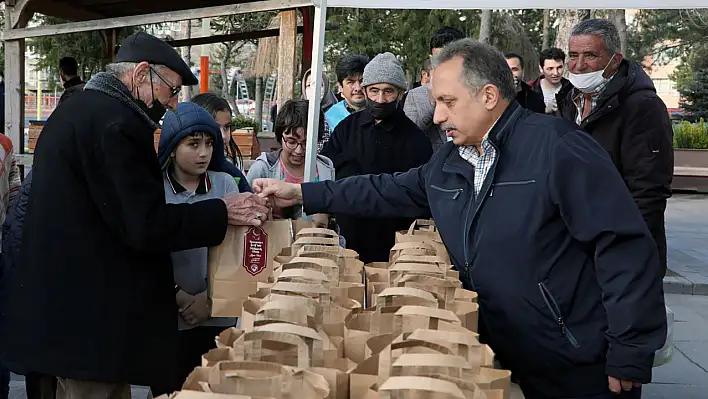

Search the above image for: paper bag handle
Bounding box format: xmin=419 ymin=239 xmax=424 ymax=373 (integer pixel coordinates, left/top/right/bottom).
xmin=243 ymin=330 xmax=312 ymax=369
xmin=276 ymin=268 xmax=329 ymax=283
xmin=296 ymin=227 xmax=339 ymax=239
xmin=407 ymin=219 xmax=438 ymax=235
xmin=378 ymin=376 xmax=466 ymax=398
xmin=377 ymin=287 xmax=437 ymax=305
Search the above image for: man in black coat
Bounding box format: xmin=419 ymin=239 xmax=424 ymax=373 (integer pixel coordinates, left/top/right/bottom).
xmin=557 ymin=19 xmax=674 ymax=274
xmin=322 ymin=52 xmax=432 ymax=263
xmin=505 ymin=52 xmax=546 ymax=114
xmin=0 ymin=32 xmax=269 ymax=398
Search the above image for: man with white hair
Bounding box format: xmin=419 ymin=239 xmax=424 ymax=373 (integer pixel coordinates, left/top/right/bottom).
xmin=557 ymin=18 xmax=674 ymax=276
xmin=0 ymin=32 xmax=269 ymax=399
xmin=253 ymin=39 xmax=665 ymax=399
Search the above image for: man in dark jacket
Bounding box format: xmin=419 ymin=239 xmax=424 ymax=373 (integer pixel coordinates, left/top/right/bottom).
xmin=557 ymin=19 xmax=674 ymax=274
xmin=58 ymin=57 xmax=85 ymax=104
xmin=0 ymin=32 xmax=269 ymax=399
xmin=529 ymin=47 xmax=571 ymax=114
xmin=504 ymin=52 xmax=546 ymax=114
xmin=322 ymin=52 xmax=432 ymax=263
xmin=253 ymin=39 xmax=665 ymax=399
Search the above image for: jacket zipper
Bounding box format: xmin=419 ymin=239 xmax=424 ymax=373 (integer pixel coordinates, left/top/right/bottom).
xmin=538 ymin=282 xmax=580 ymax=348
xmin=489 ymin=179 xmax=536 ymax=197
xmin=430 ymin=185 xmax=463 ymax=199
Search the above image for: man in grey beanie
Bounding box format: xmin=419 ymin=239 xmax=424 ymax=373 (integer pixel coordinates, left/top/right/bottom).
xmin=321 ymin=52 xmax=433 ymax=263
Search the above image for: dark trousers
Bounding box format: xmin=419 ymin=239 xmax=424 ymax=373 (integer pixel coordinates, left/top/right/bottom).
xmin=151 ymin=325 xmax=226 ymax=396
xmin=0 ymin=365 xmax=8 ymax=399
xmin=25 ymin=372 xmax=57 ymax=399
xmin=176 ymin=326 xmax=225 ymax=386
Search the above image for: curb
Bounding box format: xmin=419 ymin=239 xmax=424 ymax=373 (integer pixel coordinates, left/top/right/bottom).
xmin=663 ymin=270 xmax=708 ymax=295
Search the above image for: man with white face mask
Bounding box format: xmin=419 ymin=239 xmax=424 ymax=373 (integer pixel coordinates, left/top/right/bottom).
xmin=557 ymin=18 xmax=673 ymax=276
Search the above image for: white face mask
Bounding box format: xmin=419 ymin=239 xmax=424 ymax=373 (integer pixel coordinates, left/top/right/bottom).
xmin=567 ymin=55 xmax=615 ymax=94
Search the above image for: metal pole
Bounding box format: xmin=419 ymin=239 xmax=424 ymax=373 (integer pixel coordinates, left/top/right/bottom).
xmin=36 ymin=69 xmax=42 ymax=120
xmin=303 ymin=0 xmax=327 ymax=183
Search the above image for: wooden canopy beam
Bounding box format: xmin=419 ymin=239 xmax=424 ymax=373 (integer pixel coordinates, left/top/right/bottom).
xmin=31 ymin=0 xmax=107 ymax=21
xmin=6 ymin=0 xmax=34 ymax=29
xmin=165 ymin=26 xmax=305 ymax=48
xmin=3 ymin=0 xmax=313 ymax=40
xmin=277 ymin=10 xmax=298 ymax=110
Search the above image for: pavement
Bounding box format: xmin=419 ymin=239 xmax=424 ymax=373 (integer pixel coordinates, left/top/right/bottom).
xmin=663 ymin=194 xmax=708 ymax=295
xmin=7 ymin=193 xmax=708 ymax=398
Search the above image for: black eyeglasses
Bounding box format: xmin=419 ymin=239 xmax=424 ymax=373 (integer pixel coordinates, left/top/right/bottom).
xmin=150 ymin=67 xmax=181 ymax=98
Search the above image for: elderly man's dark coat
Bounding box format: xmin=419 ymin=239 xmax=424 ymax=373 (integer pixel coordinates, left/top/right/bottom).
xmin=0 ymin=87 xmax=228 ymax=387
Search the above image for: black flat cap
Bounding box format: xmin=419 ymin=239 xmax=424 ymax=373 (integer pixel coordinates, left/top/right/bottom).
xmin=116 ymin=31 xmax=198 ymax=86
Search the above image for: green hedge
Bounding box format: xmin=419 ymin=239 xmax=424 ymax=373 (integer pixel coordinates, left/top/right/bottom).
xmin=232 ymin=115 xmax=261 ymax=134
xmin=674 ymin=119 xmax=708 ymax=149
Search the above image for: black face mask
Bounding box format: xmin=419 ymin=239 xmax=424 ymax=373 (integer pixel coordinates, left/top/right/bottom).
xmin=135 ymin=74 xmax=167 ymax=124
xmin=366 ymin=98 xmax=399 ymax=120
xmin=146 ymin=100 xmax=166 ymax=124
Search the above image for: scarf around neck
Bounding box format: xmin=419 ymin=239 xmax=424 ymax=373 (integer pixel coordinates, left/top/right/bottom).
xmin=84 ymin=72 xmax=160 ymax=130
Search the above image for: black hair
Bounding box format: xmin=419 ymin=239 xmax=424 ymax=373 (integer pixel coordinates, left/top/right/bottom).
xmin=274 ymin=100 xmax=324 ymax=144
xmin=504 ymin=52 xmax=524 ymax=67
xmin=191 ymin=92 xmax=243 ymax=166
xmin=422 ymin=58 xmax=432 ymax=73
xmin=539 ymin=47 xmax=566 ymax=68
xmin=59 ymin=57 xmax=79 ymax=77
xmin=335 ymin=54 xmax=369 ymax=85
xmin=429 ymin=27 xmax=465 ymax=54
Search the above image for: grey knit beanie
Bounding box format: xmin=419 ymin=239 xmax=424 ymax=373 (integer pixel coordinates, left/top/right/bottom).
xmin=362 ymin=52 xmax=407 ymax=90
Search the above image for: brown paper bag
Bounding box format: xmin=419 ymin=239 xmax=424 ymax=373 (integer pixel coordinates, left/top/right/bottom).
xmin=159 ymin=392 xmax=251 ymax=399
xmin=215 ymin=328 xmax=244 ymax=349
xmin=378 ymin=376 xmax=467 ymax=399
xmin=406 ymin=329 xmax=482 ymax=368
xmin=390 ymin=353 xmax=476 ymax=381
xmin=234 ymin=323 xmax=324 ymax=368
xmin=375 ymin=287 xmax=438 ymax=309
xmin=204 ymin=361 xmax=329 ymax=399
xmin=202 ymin=347 xmax=236 ymax=367
xmin=395 ymin=220 xmax=451 ymax=264
xmin=391 ymin=306 xmax=462 ymax=338
xmin=389 ymin=242 xmax=438 ymax=263
xmin=310 ymin=359 xmax=351 ymax=399
xmin=393 ymin=274 xmax=458 ymax=307
xmin=209 ymin=221 xmax=294 ymax=317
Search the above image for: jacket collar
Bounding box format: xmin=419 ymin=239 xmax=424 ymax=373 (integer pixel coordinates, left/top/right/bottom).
xmin=441 ymin=101 xmax=524 ymax=176
xmin=63 ymin=76 xmax=84 ymax=90
xmin=166 ymin=165 xmax=211 ymax=195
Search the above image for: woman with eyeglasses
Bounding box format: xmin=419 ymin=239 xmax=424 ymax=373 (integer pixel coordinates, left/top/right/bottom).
xmin=246 ymin=99 xmax=333 ymax=228
xmin=191 ymin=93 xmax=255 ymax=193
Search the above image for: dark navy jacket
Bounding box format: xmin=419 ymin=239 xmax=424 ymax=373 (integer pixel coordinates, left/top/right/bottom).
xmin=302 ymin=102 xmax=666 ymax=398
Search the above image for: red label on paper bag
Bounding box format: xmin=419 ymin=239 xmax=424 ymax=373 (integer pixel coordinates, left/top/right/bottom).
xmin=243 ymin=226 xmax=268 ymax=276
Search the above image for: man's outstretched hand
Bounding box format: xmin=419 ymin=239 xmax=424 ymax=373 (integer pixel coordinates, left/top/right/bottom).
xmin=252 ymin=178 xmax=303 ymax=208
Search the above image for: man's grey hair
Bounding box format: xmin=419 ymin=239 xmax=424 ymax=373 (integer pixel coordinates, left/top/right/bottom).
xmin=570 ymin=19 xmax=621 ymax=56
xmin=431 ymin=38 xmax=516 ymax=101
xmin=105 ymin=62 xmax=166 ymax=82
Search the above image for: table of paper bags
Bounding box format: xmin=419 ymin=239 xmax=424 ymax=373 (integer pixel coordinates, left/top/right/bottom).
xmin=157 ymin=219 xmax=525 ymax=399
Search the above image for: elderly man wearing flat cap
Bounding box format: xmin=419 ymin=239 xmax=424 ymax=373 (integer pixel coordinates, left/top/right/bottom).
xmin=0 ymin=32 xmax=269 ymax=398
xmin=320 ymin=52 xmax=432 ymax=264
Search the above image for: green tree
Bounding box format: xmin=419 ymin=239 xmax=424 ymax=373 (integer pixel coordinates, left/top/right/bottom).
xmin=627 ymin=10 xmax=708 ymax=64
xmin=679 ymin=68 xmax=708 ymax=118
xmin=30 ymin=15 xmax=138 ymax=84
xmin=211 ymin=12 xmax=276 ymax=105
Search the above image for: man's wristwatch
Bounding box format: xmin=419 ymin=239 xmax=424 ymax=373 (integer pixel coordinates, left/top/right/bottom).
xmin=175 ymin=284 xmax=181 ymax=294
